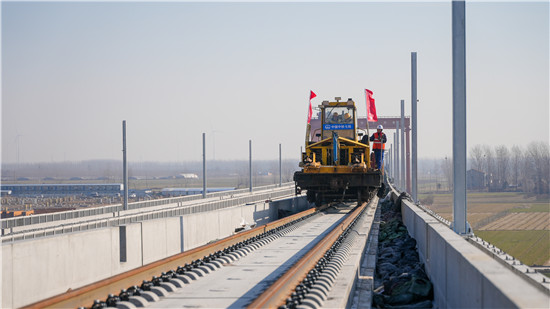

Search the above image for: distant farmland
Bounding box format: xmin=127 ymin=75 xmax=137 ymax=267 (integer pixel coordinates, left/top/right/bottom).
xmin=420 ymin=192 xmax=550 ymax=266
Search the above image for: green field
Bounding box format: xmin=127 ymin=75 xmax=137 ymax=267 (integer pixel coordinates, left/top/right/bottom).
xmin=474 ymin=230 xmax=550 ymax=266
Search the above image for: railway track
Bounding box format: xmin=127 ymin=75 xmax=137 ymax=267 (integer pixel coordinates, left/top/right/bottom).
xmin=24 ymin=196 xmax=380 ymax=309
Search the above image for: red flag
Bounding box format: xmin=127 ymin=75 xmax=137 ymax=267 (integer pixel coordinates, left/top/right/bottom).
xmin=308 ymin=90 xmax=317 ymax=124
xmin=365 ymin=89 xmax=377 ymax=122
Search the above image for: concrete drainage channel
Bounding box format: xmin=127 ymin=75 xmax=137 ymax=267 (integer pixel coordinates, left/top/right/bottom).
xmin=80 ymin=211 xmax=320 ymax=309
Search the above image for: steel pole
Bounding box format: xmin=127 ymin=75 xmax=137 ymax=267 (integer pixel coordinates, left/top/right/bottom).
xmin=389 ymin=145 xmax=392 ymax=180
xmin=392 ymin=134 xmax=396 ymax=180
xmin=249 ymin=140 xmax=253 ymax=192
xmin=401 ymin=100 xmax=406 ymax=190
xmin=406 ymin=130 xmax=411 ymax=192
xmin=395 ymin=124 xmax=398 ymax=186
xmin=122 ymin=120 xmax=128 ymax=211
xmin=389 ymin=144 xmax=395 ymax=179
xmin=390 ymin=147 xmax=392 ymax=180
xmin=279 ymin=143 xmax=282 ymax=187
xmin=388 ymin=145 xmax=392 ymax=180
xmin=411 ymin=52 xmax=418 ymax=202
xmin=395 ymin=120 xmax=400 ymax=188
xmin=452 ymin=0 xmax=468 ymax=234
xmin=391 ymin=146 xmax=394 ymax=181
xmin=203 ymin=133 xmax=206 ymax=198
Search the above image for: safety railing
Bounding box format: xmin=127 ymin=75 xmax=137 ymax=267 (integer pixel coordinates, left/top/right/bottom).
xmin=1 ymin=182 xmax=295 ymax=229
xmin=2 ymin=186 xmax=299 ymax=243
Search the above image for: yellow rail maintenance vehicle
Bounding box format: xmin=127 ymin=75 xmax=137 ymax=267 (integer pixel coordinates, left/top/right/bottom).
xmin=294 ymin=97 xmax=382 ymax=205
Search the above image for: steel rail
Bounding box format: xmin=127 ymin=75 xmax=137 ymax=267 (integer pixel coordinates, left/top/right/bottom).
xmin=247 ymin=200 xmax=370 ymax=308
xmin=22 ymin=208 xmax=316 ymax=309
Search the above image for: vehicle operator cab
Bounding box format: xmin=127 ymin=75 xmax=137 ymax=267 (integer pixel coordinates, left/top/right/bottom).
xmin=321 ymin=97 xmax=357 ymax=140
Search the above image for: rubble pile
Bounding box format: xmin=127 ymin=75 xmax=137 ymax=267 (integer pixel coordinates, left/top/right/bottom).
xmin=373 ymin=194 xmax=434 ymax=309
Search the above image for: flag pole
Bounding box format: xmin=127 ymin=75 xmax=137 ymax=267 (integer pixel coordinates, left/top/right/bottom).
xmin=305 ymin=90 xmax=316 ymax=152
xmin=305 ymin=123 xmax=310 ymax=151
xmin=364 ymin=90 xmax=370 ymax=137
xmin=305 ymin=91 xmax=311 ymax=151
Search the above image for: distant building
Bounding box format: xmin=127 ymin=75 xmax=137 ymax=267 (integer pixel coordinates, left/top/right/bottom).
xmin=176 ymin=173 xmax=199 ymax=179
xmin=467 ymin=169 xmax=485 ymax=190
xmin=130 ymin=189 xmax=153 ymax=197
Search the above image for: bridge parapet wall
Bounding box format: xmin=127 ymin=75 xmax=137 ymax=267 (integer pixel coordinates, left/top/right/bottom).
xmin=390 ymin=190 xmax=549 ymax=308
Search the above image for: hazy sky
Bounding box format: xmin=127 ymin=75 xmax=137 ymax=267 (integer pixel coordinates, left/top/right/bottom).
xmin=2 ymin=1 xmax=548 ymax=163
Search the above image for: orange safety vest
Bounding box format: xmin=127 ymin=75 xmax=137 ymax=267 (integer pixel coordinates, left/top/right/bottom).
xmin=372 ymin=132 xmax=386 ymax=150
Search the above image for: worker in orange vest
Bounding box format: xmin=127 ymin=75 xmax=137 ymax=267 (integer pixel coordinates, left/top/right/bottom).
xmin=370 ymin=125 xmax=387 ymax=171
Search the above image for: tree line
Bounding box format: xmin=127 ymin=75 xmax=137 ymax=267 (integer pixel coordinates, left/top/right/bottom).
xmin=440 ymin=142 xmax=549 ymax=194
